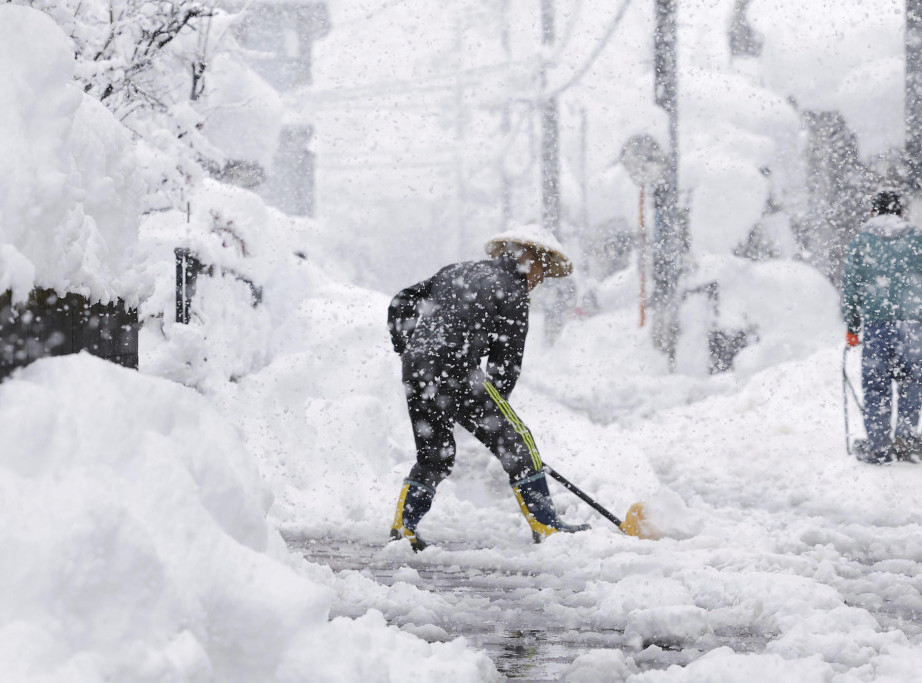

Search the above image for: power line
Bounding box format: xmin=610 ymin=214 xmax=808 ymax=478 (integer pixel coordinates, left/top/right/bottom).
xmin=329 ymin=0 xmax=406 ymax=29
xmin=318 ymin=160 xmax=455 ymax=171
xmin=547 ymin=0 xmax=634 ymax=98
xmin=306 ymin=58 xmax=536 ymax=107
xmin=549 ymin=0 xmax=585 ymax=65
xmin=313 ymin=1 xmax=633 ymax=110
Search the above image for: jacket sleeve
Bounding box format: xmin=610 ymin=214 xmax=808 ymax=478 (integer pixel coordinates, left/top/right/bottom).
xmin=841 ymin=237 xmax=863 ymax=335
xmin=485 ymin=290 xmax=529 ymax=399
xmin=387 ymin=278 xmax=433 ymax=355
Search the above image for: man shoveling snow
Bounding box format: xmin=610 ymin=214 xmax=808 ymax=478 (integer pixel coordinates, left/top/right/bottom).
xmin=386 ymin=225 xmax=592 ymax=550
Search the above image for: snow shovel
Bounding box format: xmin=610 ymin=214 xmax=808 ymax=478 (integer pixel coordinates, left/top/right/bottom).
xmin=842 ymin=344 xmax=861 ymax=455
xmin=842 ymin=343 xmax=922 ymax=462
xmin=543 ymin=465 xmax=651 ymax=538
xmin=842 ymin=344 xmax=865 ymax=458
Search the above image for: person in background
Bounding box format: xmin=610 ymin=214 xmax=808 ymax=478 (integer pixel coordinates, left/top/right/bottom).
xmin=842 ymin=190 xmax=922 ymax=464
xmin=387 ymin=224 xmax=589 ymax=550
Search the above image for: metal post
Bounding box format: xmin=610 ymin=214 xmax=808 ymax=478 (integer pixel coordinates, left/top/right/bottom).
xmin=540 ymin=0 xmax=560 ymax=236
xmin=454 ymin=14 xmax=466 ymax=247
xmin=907 ymin=0 xmax=922 ymax=193
xmin=579 ymin=106 xmax=589 ymax=236
xmin=619 ymin=135 xmax=666 ymax=328
xmin=175 ymin=248 xmax=190 ymax=324
xmin=638 ymin=187 xmax=647 ymax=327
xmin=653 ymin=0 xmax=682 ymax=367
xmin=500 ymin=0 xmax=513 ymax=230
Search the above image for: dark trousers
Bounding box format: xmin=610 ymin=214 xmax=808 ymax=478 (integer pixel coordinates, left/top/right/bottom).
xmin=862 ymin=321 xmax=922 ymax=455
xmin=402 ymin=354 xmax=541 ymax=491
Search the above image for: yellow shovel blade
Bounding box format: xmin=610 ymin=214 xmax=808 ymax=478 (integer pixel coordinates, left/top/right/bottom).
xmin=619 ymin=501 xmax=657 ymax=539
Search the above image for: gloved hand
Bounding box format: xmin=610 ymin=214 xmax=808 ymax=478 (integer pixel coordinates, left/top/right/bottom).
xmin=846 ymin=331 xmax=860 ymax=347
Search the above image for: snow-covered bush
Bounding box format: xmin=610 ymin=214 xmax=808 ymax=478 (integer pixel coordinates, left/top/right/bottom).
xmin=14 ymin=0 xmax=231 ymax=210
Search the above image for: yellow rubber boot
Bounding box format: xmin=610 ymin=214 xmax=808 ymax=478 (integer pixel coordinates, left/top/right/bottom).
xmin=512 ymin=472 xmax=590 ymax=543
xmin=389 ymin=480 xmax=433 ymax=552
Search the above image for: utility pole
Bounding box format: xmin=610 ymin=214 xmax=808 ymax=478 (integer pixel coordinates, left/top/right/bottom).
xmin=540 ymin=0 xmax=560 ymax=236
xmin=620 ymin=134 xmax=666 ymax=330
xmin=579 ymin=106 xmax=589 ymax=237
xmin=907 ymin=0 xmax=922 ymax=194
xmin=500 ymin=0 xmax=513 ymax=230
xmin=454 ymin=12 xmax=467 ymax=250
xmin=638 ymin=186 xmax=647 ymax=327
xmin=653 ymin=0 xmax=683 ymax=367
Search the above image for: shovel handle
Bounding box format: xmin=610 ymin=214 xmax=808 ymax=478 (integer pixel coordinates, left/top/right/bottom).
xmin=543 ymin=465 xmax=624 ymax=530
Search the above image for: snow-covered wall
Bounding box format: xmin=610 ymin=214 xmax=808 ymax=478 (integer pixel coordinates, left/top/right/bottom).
xmin=0 ymin=6 xmax=143 ymax=305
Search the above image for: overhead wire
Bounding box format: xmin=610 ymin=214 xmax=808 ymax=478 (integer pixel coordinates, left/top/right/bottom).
xmin=306 ymin=57 xmax=536 ymax=107
xmin=308 ymin=0 xmax=634 ymax=110
xmin=548 ymin=0 xmax=585 ymax=65
xmin=312 ymin=1 xmax=633 ymax=180
xmin=329 ymin=0 xmax=407 ymax=30
xmin=546 ymin=0 xmax=634 ymax=98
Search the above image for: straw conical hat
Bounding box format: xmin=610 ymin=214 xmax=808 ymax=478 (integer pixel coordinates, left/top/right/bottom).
xmin=484 ymin=224 xmax=573 ymax=278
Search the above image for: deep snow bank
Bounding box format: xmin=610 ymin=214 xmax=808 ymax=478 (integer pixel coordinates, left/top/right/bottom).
xmin=551 ymin=344 xmax=922 ymax=682
xmin=0 ymin=355 xmax=496 ymax=681
xmin=0 ymin=6 xmax=143 ymax=305
xmin=139 ymin=178 xmax=361 ymax=392
xmin=525 ymin=255 xmax=840 ymax=424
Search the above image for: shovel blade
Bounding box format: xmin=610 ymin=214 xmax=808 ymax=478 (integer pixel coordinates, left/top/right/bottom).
xmin=619 ymin=501 xmax=654 ymax=539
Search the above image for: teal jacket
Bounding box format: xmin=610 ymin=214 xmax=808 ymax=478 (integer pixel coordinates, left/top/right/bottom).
xmin=842 ymin=214 xmax=922 ymax=334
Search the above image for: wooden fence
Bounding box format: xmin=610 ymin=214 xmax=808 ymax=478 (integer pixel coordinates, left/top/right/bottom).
xmin=0 ymin=288 xmax=138 ymax=382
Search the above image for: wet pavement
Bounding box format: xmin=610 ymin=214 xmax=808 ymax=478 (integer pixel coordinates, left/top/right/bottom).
xmin=289 ymin=537 xmax=768 ymax=681
xmin=287 ymin=522 xmax=922 ymax=682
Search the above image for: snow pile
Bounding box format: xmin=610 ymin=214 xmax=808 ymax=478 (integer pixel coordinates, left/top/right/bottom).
xmin=543 ymin=346 xmax=922 ymax=681
xmin=752 ymin=0 xmax=904 ymax=156
xmin=226 ymin=275 xmax=405 ymax=533
xmin=0 ymin=354 xmax=496 ymax=682
xmin=0 ymin=6 xmax=143 ymax=305
xmin=522 ymin=254 xmax=839 ymax=424
xmin=199 ymin=51 xmax=284 ymax=170
xmin=139 ymin=178 xmax=353 ymax=390
xmin=136 ymin=183 xmax=430 ymax=532
xmin=0 ymin=7 xmax=498 ymax=662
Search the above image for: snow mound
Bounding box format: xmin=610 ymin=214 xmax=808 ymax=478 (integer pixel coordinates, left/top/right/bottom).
xmin=0 ymin=6 xmax=143 ymax=305
xmin=0 ymin=354 xmax=495 ymax=682
xmin=633 ymin=487 xmax=703 ymax=541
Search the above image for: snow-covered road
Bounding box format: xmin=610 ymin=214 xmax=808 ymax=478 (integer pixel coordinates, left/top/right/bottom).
xmin=5 ymin=240 xmax=922 ymax=682
xmin=279 ymin=340 xmax=922 ymax=681
xmin=290 ymin=458 xmax=922 ymax=681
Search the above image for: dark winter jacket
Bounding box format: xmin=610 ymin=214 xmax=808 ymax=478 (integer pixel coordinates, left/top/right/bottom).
xmin=387 ymin=253 xmax=529 ymax=398
xmin=842 ymin=214 xmax=922 ymax=334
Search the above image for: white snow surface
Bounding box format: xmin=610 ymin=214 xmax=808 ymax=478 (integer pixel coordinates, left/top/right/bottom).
xmin=128 ymin=182 xmax=918 ymax=680
xmin=13 ymin=196 xmax=922 ymax=679
xmin=0 ymin=355 xmax=496 ymax=682
xmin=0 ymin=6 xmax=144 ymax=305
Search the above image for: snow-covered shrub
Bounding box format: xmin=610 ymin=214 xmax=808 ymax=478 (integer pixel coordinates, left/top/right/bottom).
xmin=13 ymin=0 xmax=232 ymax=210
